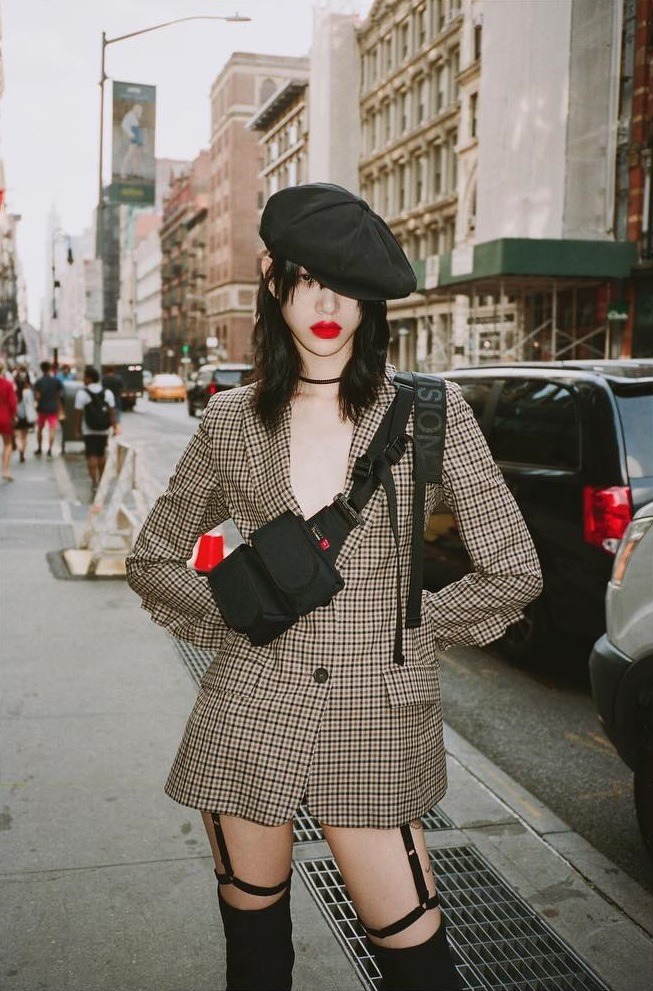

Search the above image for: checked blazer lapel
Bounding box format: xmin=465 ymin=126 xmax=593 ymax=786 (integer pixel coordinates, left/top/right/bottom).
xmin=336 ymin=374 xmax=399 ymax=568
xmin=241 ymin=393 xmax=297 ymax=524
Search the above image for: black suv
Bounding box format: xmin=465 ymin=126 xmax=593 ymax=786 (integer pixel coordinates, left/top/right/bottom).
xmin=423 ymin=360 xmax=653 ymax=662
xmin=187 ymin=363 xmax=253 ymax=417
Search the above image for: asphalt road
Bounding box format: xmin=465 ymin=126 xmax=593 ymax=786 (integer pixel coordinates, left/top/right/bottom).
xmin=119 ymin=395 xmax=653 ymax=894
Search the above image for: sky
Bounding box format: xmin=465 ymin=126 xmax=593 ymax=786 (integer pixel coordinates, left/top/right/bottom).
xmin=2 ymin=0 xmax=374 ymax=325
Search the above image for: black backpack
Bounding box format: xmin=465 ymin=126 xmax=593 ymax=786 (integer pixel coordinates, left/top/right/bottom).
xmin=84 ymin=388 xmax=111 ymax=431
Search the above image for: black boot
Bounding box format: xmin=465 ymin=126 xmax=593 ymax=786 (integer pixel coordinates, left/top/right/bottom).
xmin=370 ymin=919 xmax=461 ymax=991
xmin=218 ymin=886 xmax=295 ymax=991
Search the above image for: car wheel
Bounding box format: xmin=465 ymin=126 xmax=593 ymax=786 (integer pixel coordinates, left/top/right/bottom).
xmin=188 ymin=403 xmax=195 ymax=418
xmin=497 ymin=597 xmax=549 ymax=666
xmin=635 ymin=730 xmax=653 ymax=860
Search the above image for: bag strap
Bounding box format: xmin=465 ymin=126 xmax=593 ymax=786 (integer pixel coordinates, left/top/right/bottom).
xmin=308 ymin=372 xmax=446 ymax=664
xmin=393 ymin=373 xmax=447 ymax=629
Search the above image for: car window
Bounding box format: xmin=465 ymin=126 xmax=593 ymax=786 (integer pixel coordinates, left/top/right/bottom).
xmin=198 ymin=369 xmax=214 ymax=386
xmin=614 ymin=393 xmax=653 ymax=479
xmin=457 ymin=380 xmax=495 ymax=424
xmin=214 ymin=370 xmax=245 ymax=386
xmin=489 ymin=379 xmax=579 ymax=470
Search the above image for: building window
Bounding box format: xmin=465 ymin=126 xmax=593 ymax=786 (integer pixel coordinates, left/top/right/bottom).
xmin=288 ymin=160 xmax=297 ymax=186
xmin=383 ymin=101 xmax=392 ymax=142
xmin=417 ymin=77 xmax=428 ymax=124
xmin=436 ymin=0 xmax=445 ymax=32
xmin=449 ymin=48 xmax=460 ymax=103
xmin=435 ymin=65 xmax=445 ymax=113
xmin=400 ymin=19 xmax=410 ymax=61
xmin=418 ymin=6 xmax=428 ymax=47
xmin=416 ymin=156 xmax=426 ymax=203
xmin=400 ymin=91 xmax=410 ymax=132
xmin=399 ymin=163 xmax=408 ymax=212
xmin=289 ymin=122 xmax=297 ymax=145
xmin=432 ymin=145 xmax=442 ymax=195
xmin=470 ymin=92 xmax=478 ymax=138
xmin=383 ymin=34 xmax=392 ymax=72
xmin=474 ymin=23 xmax=483 ymax=61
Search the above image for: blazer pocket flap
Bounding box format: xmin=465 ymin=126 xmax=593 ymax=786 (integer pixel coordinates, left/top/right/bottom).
xmin=383 ymin=663 xmax=440 ymax=708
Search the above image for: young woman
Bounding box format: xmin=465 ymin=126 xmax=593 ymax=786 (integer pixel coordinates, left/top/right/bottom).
xmin=127 ymin=183 xmax=542 ymax=991
xmin=0 ymin=360 xmax=18 ymax=481
xmin=13 ymin=365 xmax=36 ymax=463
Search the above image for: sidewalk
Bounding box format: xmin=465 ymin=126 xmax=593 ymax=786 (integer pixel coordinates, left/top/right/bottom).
xmin=1 ymin=448 xmax=651 ymax=991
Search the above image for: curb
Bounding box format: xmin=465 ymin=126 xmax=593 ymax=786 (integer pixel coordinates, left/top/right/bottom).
xmin=443 ymin=723 xmax=653 ymax=937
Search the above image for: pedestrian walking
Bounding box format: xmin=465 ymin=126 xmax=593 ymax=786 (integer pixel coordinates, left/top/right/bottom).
xmin=0 ymin=359 xmax=17 ymax=481
xmin=126 ymin=183 xmax=542 ymax=991
xmin=73 ymin=366 xmax=117 ymax=494
xmin=13 ymin=365 xmax=36 ymax=463
xmin=33 ymin=360 xmax=63 ymax=458
xmin=101 ymin=365 xmax=125 ymax=426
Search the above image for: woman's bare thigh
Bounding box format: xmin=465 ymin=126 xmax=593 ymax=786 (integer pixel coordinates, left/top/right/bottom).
xmin=321 ymin=820 xmax=440 ymax=948
xmin=201 ymin=811 xmax=294 ymax=910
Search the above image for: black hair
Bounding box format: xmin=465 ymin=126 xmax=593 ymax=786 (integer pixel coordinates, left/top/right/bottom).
xmin=84 ymin=365 xmax=100 ymax=383
xmin=252 ymin=255 xmax=389 ymax=432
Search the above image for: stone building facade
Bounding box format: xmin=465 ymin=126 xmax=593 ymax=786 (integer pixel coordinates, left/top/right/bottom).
xmin=357 ymin=0 xmax=477 ymax=370
xmin=248 ymin=71 xmax=310 ymax=205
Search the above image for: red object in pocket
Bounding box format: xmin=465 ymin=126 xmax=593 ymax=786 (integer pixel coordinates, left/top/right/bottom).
xmin=195 ymin=533 xmax=224 ymax=573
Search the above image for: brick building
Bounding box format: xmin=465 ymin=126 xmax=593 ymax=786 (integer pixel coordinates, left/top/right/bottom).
xmin=160 ymin=151 xmax=210 ymax=372
xmin=207 ymin=52 xmax=309 ymax=363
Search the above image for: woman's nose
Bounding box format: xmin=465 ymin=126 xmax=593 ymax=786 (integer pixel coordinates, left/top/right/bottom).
xmin=317 ymin=288 xmax=338 ymax=315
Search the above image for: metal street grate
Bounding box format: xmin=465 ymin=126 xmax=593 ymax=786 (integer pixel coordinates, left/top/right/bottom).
xmin=172 ymin=638 xmax=214 ymax=684
xmin=297 ymin=848 xmax=610 ymax=991
xmin=294 ymin=805 xmax=326 ymax=842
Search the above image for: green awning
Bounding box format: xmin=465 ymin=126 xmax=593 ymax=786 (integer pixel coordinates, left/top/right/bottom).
xmin=413 ymin=238 xmax=638 ymax=296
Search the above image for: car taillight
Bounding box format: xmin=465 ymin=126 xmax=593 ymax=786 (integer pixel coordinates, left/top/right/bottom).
xmin=611 ymin=516 xmax=653 ymax=587
xmin=207 ymin=383 xmax=217 ymax=396
xmin=583 ymin=485 xmax=633 ymax=554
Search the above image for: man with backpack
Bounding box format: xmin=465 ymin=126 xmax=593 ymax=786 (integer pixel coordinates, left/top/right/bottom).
xmin=73 ymin=365 xmax=117 ymax=494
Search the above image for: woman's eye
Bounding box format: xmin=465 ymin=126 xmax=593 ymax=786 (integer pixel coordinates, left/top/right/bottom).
xmin=300 ymin=272 xmax=317 ymax=286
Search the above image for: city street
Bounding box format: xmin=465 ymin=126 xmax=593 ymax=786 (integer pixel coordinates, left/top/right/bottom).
xmin=115 ymin=395 xmax=653 ymax=896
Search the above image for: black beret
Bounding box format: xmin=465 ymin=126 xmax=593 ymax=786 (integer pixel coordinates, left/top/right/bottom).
xmin=259 ymin=182 xmax=417 ymax=301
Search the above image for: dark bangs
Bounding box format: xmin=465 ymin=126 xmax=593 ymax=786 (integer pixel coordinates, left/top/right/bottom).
xmin=252 ymin=255 xmax=389 ymax=432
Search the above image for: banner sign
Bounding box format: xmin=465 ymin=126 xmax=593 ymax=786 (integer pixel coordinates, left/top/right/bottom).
xmin=110 ymin=81 xmax=156 ymax=205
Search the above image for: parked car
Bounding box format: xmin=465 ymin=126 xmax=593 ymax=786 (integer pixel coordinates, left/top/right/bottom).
xmin=146 ymin=373 xmax=187 ymax=403
xmin=423 ymin=360 xmax=653 ymax=662
xmin=589 ymin=500 xmax=653 ymax=857
xmin=187 ymin=363 xmax=253 ymax=417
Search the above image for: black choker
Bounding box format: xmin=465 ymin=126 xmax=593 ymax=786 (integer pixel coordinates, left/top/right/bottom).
xmin=298 ymin=375 xmax=342 ymax=385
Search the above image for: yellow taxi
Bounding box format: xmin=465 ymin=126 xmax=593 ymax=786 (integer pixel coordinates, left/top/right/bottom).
xmin=146 ymin=374 xmax=187 ymax=403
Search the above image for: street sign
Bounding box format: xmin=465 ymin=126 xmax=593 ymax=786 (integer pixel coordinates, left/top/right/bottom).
xmin=607 ymin=301 xmax=629 ymax=322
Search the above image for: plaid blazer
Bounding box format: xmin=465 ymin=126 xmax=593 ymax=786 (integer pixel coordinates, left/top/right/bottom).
xmin=126 ymin=369 xmax=542 ymax=827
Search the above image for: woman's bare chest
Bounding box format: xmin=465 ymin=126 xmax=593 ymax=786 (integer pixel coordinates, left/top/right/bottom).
xmin=289 ymin=400 xmax=354 ymax=519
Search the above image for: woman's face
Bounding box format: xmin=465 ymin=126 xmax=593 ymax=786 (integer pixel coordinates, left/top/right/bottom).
xmin=278 ymin=269 xmax=363 ymax=365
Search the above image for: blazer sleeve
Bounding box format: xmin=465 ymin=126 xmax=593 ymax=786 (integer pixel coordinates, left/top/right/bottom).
xmin=125 ymin=417 xmax=230 ymax=649
xmin=421 ymin=381 xmax=543 ymax=650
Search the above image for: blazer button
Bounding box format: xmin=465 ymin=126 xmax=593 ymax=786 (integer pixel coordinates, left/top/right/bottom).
xmin=313 ymin=667 xmax=329 ymax=684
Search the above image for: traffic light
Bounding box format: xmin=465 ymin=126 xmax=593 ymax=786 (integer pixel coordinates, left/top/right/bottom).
xmin=181 ymin=344 xmax=190 ymax=355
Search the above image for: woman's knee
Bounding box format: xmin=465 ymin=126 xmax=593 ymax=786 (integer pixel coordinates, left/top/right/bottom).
xmin=321 ymin=820 xmax=440 ymax=949
xmin=201 ymin=811 xmax=294 ymax=911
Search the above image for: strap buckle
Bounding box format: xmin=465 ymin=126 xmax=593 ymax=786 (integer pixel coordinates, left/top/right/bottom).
xmin=352 ymin=455 xmax=373 ymax=483
xmin=385 ymin=435 xmax=407 ymax=465
xmin=333 ymin=493 xmax=365 ymax=528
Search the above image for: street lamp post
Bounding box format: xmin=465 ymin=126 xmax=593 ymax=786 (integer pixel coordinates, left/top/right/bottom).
xmin=93 ymin=12 xmax=250 ymax=370
xmin=50 ymin=228 xmax=74 ymax=367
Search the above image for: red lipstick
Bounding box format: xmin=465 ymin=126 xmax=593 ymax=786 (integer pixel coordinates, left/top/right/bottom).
xmin=311 ymin=321 xmax=341 ymax=339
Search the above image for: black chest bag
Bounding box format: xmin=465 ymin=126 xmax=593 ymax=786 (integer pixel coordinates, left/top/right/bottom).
xmin=207 ymin=373 xmax=446 ymax=664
